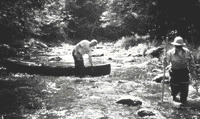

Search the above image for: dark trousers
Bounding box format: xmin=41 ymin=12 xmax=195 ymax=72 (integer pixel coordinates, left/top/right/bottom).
xmin=72 ymin=50 xmax=85 ymax=76
xmin=169 ymin=68 xmax=189 ymax=102
xmin=170 ymin=82 xmax=189 ymax=102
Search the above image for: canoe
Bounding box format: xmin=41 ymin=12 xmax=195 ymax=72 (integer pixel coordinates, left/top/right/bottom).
xmin=3 ymin=59 xmax=111 ymax=76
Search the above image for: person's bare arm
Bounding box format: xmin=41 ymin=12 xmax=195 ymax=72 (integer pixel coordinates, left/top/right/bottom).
xmin=88 ymin=54 xmax=93 ymax=66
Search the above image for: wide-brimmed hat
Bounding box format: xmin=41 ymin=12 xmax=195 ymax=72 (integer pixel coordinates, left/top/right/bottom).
xmin=171 ymin=36 xmax=186 ymax=46
xmin=90 ymin=39 xmax=98 ymax=47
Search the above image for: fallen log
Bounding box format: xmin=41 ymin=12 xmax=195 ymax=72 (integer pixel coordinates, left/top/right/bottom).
xmin=3 ymin=59 xmax=111 ymax=76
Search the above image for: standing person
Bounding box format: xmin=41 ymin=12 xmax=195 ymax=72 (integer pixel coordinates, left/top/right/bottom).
xmin=72 ymin=39 xmax=98 ymax=76
xmin=164 ymin=36 xmax=197 ymax=104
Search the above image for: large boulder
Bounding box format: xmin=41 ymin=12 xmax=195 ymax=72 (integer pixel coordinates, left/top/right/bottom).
xmin=152 ymin=73 xmax=169 ymax=83
xmin=116 ymin=96 xmax=142 ymax=106
xmin=35 ymin=41 xmax=48 ymax=49
xmin=24 ymin=39 xmax=48 ymax=50
xmin=144 ymin=46 xmax=164 ymax=58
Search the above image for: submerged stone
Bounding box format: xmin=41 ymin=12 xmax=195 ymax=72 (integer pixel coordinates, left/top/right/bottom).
xmin=137 ymin=109 xmax=156 ymax=117
xmin=145 ymin=46 xmax=164 ymax=58
xmin=116 ymin=98 xmax=142 ymax=106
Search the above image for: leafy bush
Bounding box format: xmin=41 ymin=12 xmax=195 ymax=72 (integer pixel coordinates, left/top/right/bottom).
xmin=39 ymin=23 xmax=67 ymax=44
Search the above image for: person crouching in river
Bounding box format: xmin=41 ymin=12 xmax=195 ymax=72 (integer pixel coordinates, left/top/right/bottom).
xmin=72 ymin=39 xmax=98 ymax=76
xmin=164 ymin=36 xmax=197 ymax=104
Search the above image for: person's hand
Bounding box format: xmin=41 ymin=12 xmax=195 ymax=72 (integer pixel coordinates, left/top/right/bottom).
xmin=191 ymin=74 xmax=197 ymax=81
xmin=193 ymin=80 xmax=200 ymax=88
xmin=191 ymin=71 xmax=198 ymax=80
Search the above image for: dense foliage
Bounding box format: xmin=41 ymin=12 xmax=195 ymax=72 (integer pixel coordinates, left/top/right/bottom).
xmin=65 ymin=0 xmax=108 ymax=40
xmin=149 ymin=0 xmax=200 ymax=42
xmin=1 ymin=0 xmax=200 ymax=45
xmin=0 ymin=0 xmax=48 ymax=44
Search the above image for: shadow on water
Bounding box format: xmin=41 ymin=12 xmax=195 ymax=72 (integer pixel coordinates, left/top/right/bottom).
xmin=0 ymin=74 xmax=46 ymax=119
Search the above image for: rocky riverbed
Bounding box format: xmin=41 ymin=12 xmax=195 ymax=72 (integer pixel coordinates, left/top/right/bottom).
xmin=1 ymin=42 xmax=200 ymax=119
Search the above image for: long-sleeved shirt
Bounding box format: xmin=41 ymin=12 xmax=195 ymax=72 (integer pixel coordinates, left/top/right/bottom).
xmin=74 ymin=40 xmax=93 ymax=66
xmin=165 ymin=47 xmax=196 ymax=75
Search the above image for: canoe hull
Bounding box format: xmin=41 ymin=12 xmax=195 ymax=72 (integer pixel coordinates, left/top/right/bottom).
xmin=3 ymin=59 xmax=111 ymax=76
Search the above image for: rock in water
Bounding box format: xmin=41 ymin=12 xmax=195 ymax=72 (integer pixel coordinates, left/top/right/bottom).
xmin=131 ymin=53 xmax=143 ymax=57
xmin=137 ymin=109 xmax=155 ymax=117
xmin=152 ymin=73 xmax=169 ymax=83
xmin=91 ymin=53 xmax=104 ymax=57
xmin=116 ymin=98 xmax=142 ymax=106
xmin=48 ymin=57 xmax=62 ymax=62
xmin=108 ymin=57 xmax=112 ymax=60
xmin=124 ymin=58 xmax=136 ymax=62
xmin=145 ymin=47 xmax=164 ymax=58
xmin=136 ymin=108 xmax=165 ymax=119
xmin=35 ymin=41 xmax=48 ymax=48
xmin=152 ymin=68 xmax=163 ymax=73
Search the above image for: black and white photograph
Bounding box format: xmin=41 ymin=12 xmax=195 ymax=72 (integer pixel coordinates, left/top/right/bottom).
xmin=1 ymin=0 xmax=200 ymax=118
